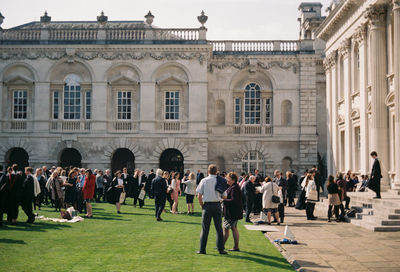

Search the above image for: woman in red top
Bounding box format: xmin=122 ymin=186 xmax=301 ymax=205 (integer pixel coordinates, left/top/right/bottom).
xmin=82 ymin=169 xmax=96 ymax=218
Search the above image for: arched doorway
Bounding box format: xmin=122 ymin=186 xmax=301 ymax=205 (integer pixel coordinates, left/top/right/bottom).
xmin=111 ymin=148 xmax=135 ymax=175
xmin=5 ymin=147 xmax=29 ymax=171
xmin=59 ymin=148 xmax=82 ymax=168
xmin=159 ymin=148 xmax=184 ymax=175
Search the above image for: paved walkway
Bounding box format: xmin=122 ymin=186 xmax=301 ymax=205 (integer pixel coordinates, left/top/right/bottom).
xmin=258 ymin=206 xmax=400 ymax=272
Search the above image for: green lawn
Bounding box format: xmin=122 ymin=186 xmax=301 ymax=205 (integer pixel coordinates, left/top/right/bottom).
xmin=0 ymin=197 xmax=293 ymax=272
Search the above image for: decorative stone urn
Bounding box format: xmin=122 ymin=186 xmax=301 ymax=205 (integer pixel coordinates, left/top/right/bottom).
xmin=40 ymin=11 xmax=51 ymax=23
xmin=197 ymin=10 xmax=208 ymax=28
xmin=0 ymin=12 xmax=4 ymax=28
xmin=145 ymin=11 xmax=154 ymax=26
xmin=97 ymin=11 xmax=108 ymax=25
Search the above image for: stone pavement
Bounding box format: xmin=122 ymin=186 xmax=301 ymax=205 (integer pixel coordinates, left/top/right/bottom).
xmin=257 ymin=206 xmax=400 ymax=272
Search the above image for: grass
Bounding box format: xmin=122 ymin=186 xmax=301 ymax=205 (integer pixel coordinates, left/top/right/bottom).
xmin=0 ymin=197 xmax=293 ymax=272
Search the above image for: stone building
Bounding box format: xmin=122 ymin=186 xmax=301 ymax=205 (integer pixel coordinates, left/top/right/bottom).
xmin=317 ymin=0 xmax=400 ymax=190
xmin=0 ymin=4 xmax=326 ymax=176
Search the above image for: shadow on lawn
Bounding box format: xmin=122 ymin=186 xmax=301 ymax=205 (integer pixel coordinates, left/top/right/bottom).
xmin=0 ymin=221 xmax=71 ymax=232
xmin=224 ymin=251 xmax=291 ymax=269
xmin=0 ymin=238 xmax=26 ymax=244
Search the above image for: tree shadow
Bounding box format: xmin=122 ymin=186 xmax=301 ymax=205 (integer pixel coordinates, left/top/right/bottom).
xmin=0 ymin=238 xmax=26 ymax=244
xmin=162 ymin=220 xmax=201 ymax=225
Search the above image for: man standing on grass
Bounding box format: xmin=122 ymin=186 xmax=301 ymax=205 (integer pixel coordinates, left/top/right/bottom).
xmin=196 ymin=164 xmax=227 ymax=255
xmin=151 ymin=169 xmax=167 ymax=221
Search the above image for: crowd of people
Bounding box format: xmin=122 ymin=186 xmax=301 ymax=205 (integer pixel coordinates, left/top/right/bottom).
xmin=0 ymin=150 xmax=383 ymax=254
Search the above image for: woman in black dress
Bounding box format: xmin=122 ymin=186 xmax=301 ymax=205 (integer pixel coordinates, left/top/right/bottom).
xmin=64 ymin=169 xmax=78 ymax=209
xmin=5 ymin=166 xmax=23 ymax=224
xmin=108 ymin=171 xmax=124 ymax=214
xmin=286 ymin=171 xmax=297 ymax=207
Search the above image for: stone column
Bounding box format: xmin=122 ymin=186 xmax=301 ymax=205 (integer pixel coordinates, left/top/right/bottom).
xmin=366 ymin=5 xmax=390 ymax=186
xmin=354 ymin=25 xmax=369 ymax=175
xmin=393 ymin=0 xmax=400 ymax=188
xmin=339 ymin=39 xmax=352 ymax=171
xmin=331 ymin=54 xmax=338 ymax=174
xmin=324 ymin=60 xmax=333 ymax=175
xmin=91 ymin=82 xmax=107 ymax=131
xmin=33 ymin=82 xmax=50 ymax=131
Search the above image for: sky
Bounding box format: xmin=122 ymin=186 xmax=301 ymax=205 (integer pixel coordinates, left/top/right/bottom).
xmin=1 ymin=0 xmax=332 ymax=40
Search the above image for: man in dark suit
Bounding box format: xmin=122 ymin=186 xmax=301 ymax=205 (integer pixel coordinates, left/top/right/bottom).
xmin=244 ymin=176 xmax=257 ymax=223
xmin=132 ymin=170 xmax=146 ymax=208
xmin=196 ymin=170 xmax=205 ymax=185
xmin=21 ymin=167 xmax=35 ymax=223
xmin=151 ymin=169 xmax=167 ymax=221
xmin=370 ymin=151 xmax=382 ymax=199
xmin=147 ymin=169 xmax=156 ymax=199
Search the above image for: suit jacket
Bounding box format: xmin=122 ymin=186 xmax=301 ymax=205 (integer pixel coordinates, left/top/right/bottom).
xmin=371 ymin=159 xmax=382 ymax=180
xmin=151 ymin=176 xmax=167 ymax=196
xmin=244 ymin=180 xmax=256 ymax=201
xmin=22 ymin=174 xmax=35 ymax=202
xmin=215 ymin=176 xmax=227 ymax=194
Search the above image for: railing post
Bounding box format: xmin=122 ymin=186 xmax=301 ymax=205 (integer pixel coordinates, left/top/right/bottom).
xmin=273 ymin=41 xmax=281 ymax=51
xmin=225 ymin=41 xmax=232 ymax=51
xmin=199 ymin=27 xmax=207 ymax=40
xmin=97 ymin=28 xmax=106 ymax=44
xmin=40 ymin=29 xmax=49 ymax=44
xmin=144 ymin=28 xmax=154 ymax=41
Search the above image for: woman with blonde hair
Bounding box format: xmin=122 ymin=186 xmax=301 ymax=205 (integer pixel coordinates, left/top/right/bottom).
xmin=303 ymin=172 xmax=318 ymax=220
xmin=327 ymin=175 xmax=341 ymax=222
xmin=49 ymin=170 xmax=64 ymax=211
xmin=182 ymin=172 xmax=197 ymax=214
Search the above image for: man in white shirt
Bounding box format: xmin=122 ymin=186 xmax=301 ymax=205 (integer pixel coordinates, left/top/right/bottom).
xmin=196 ymin=164 xmax=227 ymax=255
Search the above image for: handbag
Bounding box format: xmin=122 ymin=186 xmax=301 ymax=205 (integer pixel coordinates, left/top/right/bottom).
xmin=272 ymin=195 xmax=280 ymax=203
xmin=119 ymin=189 xmax=126 ymax=204
xmin=167 ymin=186 xmax=174 ymax=194
xmin=138 ymin=188 xmax=146 ymax=200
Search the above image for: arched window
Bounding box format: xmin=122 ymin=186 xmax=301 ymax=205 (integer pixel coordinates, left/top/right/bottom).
xmin=244 ymin=83 xmax=261 ymax=124
xmin=281 ymin=100 xmax=292 ymax=126
xmin=242 ymin=151 xmax=264 ymax=174
xmin=64 ymin=74 xmax=81 ymax=120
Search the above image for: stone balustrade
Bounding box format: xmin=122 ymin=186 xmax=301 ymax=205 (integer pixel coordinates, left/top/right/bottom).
xmin=163 ymin=121 xmax=181 ymax=132
xmin=50 ymin=29 xmax=98 ymax=40
xmin=50 ymin=120 xmax=91 ymax=132
xmin=210 ymin=40 xmax=299 ymax=52
xmin=2 ymin=29 xmax=41 ymax=40
xmin=233 ymin=125 xmax=273 ymax=135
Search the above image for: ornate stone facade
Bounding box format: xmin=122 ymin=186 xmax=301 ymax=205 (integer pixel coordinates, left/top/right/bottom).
xmin=317 ymin=0 xmax=400 ymax=190
xmin=0 ymin=6 xmax=326 ymax=176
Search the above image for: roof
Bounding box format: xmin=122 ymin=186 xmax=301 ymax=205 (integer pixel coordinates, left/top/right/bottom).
xmin=299 ymin=2 xmax=323 ymax=9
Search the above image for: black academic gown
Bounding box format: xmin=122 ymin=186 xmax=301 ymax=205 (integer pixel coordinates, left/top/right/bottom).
xmin=6 ymin=173 xmax=23 ymax=220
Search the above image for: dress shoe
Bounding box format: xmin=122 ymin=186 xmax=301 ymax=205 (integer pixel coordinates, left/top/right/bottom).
xmin=228 ymin=248 xmax=240 ymax=252
xmin=373 ymin=196 xmax=381 ymax=199
xmin=196 ymin=251 xmax=206 ymax=254
xmin=219 ymin=251 xmax=228 ymax=255
xmin=157 ymin=218 xmax=163 ymax=221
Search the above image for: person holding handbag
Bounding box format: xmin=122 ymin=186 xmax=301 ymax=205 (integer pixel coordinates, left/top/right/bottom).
xmin=109 ymin=171 xmax=124 ymax=214
xmin=171 ymin=172 xmax=181 ymax=214
xmin=257 ymin=177 xmax=280 ymax=225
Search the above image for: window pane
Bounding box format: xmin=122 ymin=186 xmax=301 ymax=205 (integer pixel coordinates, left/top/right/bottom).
xmin=116 ymin=91 xmax=132 ymax=120
xmin=13 ymin=90 xmax=28 ymax=120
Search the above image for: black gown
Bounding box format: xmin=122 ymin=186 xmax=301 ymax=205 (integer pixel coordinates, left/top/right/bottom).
xmin=64 ymin=177 xmax=78 ymax=205
xmin=107 ymin=178 xmax=123 ymax=204
xmin=6 ymin=173 xmax=23 ymax=220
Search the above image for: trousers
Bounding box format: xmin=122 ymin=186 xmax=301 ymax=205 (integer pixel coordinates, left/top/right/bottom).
xmin=199 ymin=202 xmax=224 ymax=253
xmin=154 ymin=194 xmax=166 ymax=219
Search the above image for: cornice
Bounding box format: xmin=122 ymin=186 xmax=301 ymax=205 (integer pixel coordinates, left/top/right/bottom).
xmin=0 ymin=48 xmax=209 ymax=64
xmin=316 ymin=0 xmax=364 ymax=41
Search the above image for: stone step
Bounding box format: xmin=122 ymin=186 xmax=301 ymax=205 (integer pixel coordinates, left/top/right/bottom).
xmin=362 ymin=216 xmax=400 ymax=226
xmin=349 ymin=218 xmax=400 ymax=232
xmin=388 ymin=214 xmax=400 ymax=219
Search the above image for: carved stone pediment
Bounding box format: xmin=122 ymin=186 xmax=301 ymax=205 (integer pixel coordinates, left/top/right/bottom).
xmin=109 ymin=75 xmax=139 ymax=86
xmin=4 ymin=74 xmax=34 ymax=85
xmin=157 ymin=75 xmax=186 ymax=86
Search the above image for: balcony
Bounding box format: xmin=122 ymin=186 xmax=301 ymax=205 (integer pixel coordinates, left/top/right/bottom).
xmin=108 ymin=121 xmax=138 ymax=133
xmin=2 ymin=120 xmax=29 ymax=132
xmin=163 ymin=121 xmax=181 ymax=132
xmin=233 ymin=125 xmax=273 ymax=135
xmin=50 ymin=120 xmax=91 ymax=133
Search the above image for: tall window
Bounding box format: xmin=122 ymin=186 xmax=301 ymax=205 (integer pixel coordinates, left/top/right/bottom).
xmin=86 ymin=91 xmax=91 ymax=120
xmin=244 ymin=83 xmax=261 ymax=124
xmin=117 ymin=91 xmax=132 ymax=120
xmin=242 ymin=151 xmax=264 ymax=174
xmin=165 ymin=91 xmax=179 ymax=120
xmin=63 ymin=83 xmax=81 ymax=120
xmin=53 ymin=91 xmax=59 ymax=119
xmin=265 ymin=98 xmax=272 ymax=125
xmin=234 ymin=98 xmax=241 ymax=124
xmin=13 ymin=90 xmax=27 ymax=119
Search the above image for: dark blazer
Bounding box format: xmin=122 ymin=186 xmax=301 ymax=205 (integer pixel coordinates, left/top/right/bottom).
xmin=371 ymin=159 xmax=382 ymax=180
xmin=223 ymin=183 xmax=243 ymax=221
xmin=215 ymin=176 xmax=227 ymax=194
xmin=151 ymin=176 xmax=167 ymax=196
xmin=22 ymin=174 xmax=35 ymax=202
xmin=244 ymin=180 xmax=256 ymax=201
